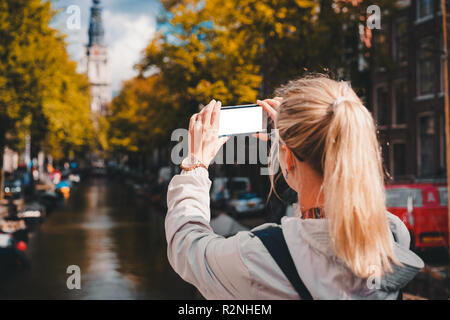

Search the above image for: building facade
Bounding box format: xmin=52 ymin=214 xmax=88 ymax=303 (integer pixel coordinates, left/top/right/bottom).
xmin=370 ymin=0 xmax=449 ymax=181
xmin=86 ymin=0 xmax=111 ymax=115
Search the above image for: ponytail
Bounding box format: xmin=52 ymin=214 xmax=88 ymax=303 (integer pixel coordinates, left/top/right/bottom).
xmin=323 ymin=97 xmax=396 ymax=277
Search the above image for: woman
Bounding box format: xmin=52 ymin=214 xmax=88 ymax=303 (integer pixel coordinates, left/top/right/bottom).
xmin=165 ymin=75 xmax=423 ymax=299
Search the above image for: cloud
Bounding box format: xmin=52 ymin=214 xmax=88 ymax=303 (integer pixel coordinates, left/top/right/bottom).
xmin=104 ymin=10 xmax=156 ymax=93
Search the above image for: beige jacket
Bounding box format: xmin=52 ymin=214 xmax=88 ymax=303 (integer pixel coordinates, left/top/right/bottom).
xmin=165 ymin=168 xmax=424 ymax=300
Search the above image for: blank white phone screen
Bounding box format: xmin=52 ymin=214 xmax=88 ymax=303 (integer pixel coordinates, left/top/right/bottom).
xmin=218 ymin=106 xmax=263 ymax=136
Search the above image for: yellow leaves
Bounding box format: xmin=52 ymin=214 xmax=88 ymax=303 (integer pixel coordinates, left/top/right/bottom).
xmin=188 ymin=80 xmax=230 ymax=104
xmin=120 ymin=0 xmax=374 ymax=157
xmin=276 ymin=8 xmax=287 ymax=19
xmin=275 ymin=22 xmax=283 ymax=35
xmin=254 ymin=2 xmax=275 ymax=21
xmin=295 ymin=0 xmax=314 ymax=8
xmin=108 ymin=74 xmax=177 ymax=152
xmin=0 ymin=0 xmax=95 ymax=158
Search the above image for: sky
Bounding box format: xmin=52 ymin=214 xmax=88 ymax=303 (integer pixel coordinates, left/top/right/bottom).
xmin=50 ymin=0 xmax=161 ymax=95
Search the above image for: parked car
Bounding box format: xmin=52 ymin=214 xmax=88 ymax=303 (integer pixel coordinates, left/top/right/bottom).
xmin=227 ymin=192 xmax=265 ymax=217
xmin=386 ymin=183 xmax=449 ymax=252
xmin=210 ymin=177 xmax=251 ymax=202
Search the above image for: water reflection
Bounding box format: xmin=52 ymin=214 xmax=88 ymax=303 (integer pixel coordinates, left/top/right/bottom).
xmin=0 ymin=178 xmax=198 ymax=300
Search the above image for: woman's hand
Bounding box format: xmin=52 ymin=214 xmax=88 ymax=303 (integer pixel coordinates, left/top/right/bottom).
xmin=189 ymin=100 xmax=229 ymax=167
xmin=254 ymin=97 xmax=283 ymax=141
xmin=257 ymin=97 xmax=282 ymax=121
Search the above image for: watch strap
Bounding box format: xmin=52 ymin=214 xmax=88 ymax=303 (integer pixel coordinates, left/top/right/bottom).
xmin=180 ymin=162 xmax=208 ymax=171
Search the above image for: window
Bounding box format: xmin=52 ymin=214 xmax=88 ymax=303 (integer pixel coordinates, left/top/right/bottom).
xmin=394 ymin=19 xmax=408 ymax=64
xmin=418 ymin=114 xmax=435 ymax=177
xmin=437 ymin=0 xmax=446 ymax=14
xmin=377 ymin=31 xmax=389 ymax=56
xmin=417 ymin=37 xmax=435 ymax=96
xmin=376 ymin=86 xmax=389 ymax=126
xmin=394 ymin=82 xmax=407 ymax=125
xmin=373 ymin=28 xmax=389 ymax=71
xmin=386 ymin=188 xmax=423 ymax=208
xmin=438 ymin=187 xmax=448 ymax=206
xmin=393 ymin=143 xmax=407 ymax=178
xmin=417 ymin=0 xmax=433 ymax=21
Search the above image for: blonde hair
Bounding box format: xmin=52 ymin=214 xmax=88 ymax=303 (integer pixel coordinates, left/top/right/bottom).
xmin=273 ymin=74 xmax=398 ymax=278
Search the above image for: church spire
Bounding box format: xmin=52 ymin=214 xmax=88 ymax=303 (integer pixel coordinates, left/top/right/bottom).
xmin=88 ymin=0 xmax=105 ymax=47
xmin=85 ymin=0 xmax=111 ymax=114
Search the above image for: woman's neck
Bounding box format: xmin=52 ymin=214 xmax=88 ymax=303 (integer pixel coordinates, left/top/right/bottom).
xmin=295 ymin=166 xmax=324 ymax=216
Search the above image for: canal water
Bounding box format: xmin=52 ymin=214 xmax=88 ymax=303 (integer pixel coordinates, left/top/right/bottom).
xmin=0 ymin=177 xmax=198 ymax=299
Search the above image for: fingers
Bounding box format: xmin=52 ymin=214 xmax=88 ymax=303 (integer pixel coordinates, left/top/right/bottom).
xmin=200 ymin=99 xmax=215 ymax=127
xmin=189 ymin=113 xmax=197 ymax=132
xmin=257 ymin=99 xmax=277 ymax=121
xmin=219 ymin=136 xmax=230 ymax=146
xmin=210 ymin=100 xmax=222 ymax=128
xmin=252 ymin=133 xmax=269 ymax=141
xmin=265 ymin=99 xmax=281 ymax=110
xmin=193 ymin=115 xmax=203 ymax=156
xmin=189 ymin=113 xmax=198 ymax=153
xmin=216 ymin=136 xmax=230 ymax=154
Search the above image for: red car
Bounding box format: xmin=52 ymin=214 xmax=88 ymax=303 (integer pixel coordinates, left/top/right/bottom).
xmin=386 ymin=183 xmax=449 ymax=252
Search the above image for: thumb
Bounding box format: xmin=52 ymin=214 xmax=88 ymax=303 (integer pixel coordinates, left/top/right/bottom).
xmin=218 ymin=136 xmax=230 ymax=146
xmin=252 ymin=133 xmax=269 ymax=141
xmin=216 ymin=136 xmax=230 ymax=152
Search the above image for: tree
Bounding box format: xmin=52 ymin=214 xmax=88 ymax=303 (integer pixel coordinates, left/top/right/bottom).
xmin=107 ymin=74 xmax=178 ymax=159
xmin=0 ymin=0 xmax=94 ymax=197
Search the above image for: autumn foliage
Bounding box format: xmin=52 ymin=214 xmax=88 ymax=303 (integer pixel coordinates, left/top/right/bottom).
xmin=107 ymin=0 xmax=397 ymax=156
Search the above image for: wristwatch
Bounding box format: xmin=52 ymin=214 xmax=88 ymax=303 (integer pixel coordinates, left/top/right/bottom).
xmin=180 ymin=155 xmax=208 ymax=171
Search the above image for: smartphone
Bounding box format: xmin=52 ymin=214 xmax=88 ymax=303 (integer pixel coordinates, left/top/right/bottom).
xmin=218 ymin=104 xmax=267 ymax=137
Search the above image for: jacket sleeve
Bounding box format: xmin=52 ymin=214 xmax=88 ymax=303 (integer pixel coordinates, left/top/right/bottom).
xmin=165 ymin=168 xmax=253 ymax=299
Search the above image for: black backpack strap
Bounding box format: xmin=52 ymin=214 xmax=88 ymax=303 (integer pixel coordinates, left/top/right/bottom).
xmin=253 ymin=226 xmax=314 ymax=300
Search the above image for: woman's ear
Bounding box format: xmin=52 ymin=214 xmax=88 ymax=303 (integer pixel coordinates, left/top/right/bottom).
xmin=283 ymin=145 xmax=296 ymax=170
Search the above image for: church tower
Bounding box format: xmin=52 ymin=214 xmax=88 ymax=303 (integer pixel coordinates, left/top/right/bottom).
xmin=86 ymin=0 xmax=111 ymax=115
